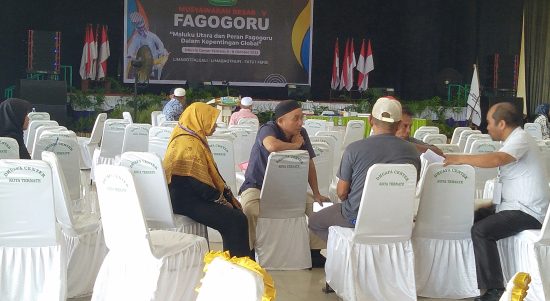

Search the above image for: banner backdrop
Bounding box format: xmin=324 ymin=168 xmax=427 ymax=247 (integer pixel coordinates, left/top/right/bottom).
xmin=124 ymin=0 xmax=313 ymax=86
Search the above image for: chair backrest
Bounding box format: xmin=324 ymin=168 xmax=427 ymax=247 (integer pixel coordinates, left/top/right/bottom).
xmin=149 ymin=126 xmax=173 ymax=140
xmin=207 ymin=138 xmax=237 ymax=194
xmin=122 ymin=111 xmax=133 ymax=123
xmin=27 ymin=111 xmax=50 ymax=121
xmin=475 ymin=166 xmax=498 ymax=195
xmin=470 ymin=140 xmax=502 ymax=154
xmin=451 ymin=127 xmax=472 ymax=145
xmin=304 ymin=119 xmax=327 ymax=137
xmin=95 ymin=164 xmax=152 ymax=254
xmin=196 ymin=257 xmax=264 ymax=301
xmin=458 ymin=130 xmax=482 ymax=151
xmin=148 ymin=138 xmax=169 ymax=160
xmin=414 ymin=127 xmax=439 ymax=140
xmin=151 ymin=111 xmax=162 ymax=126
xmin=89 ymin=113 xmax=108 ymax=145
xmin=41 ymin=151 xmax=75 ymax=228
xmin=464 ymin=134 xmax=492 ymax=153
xmin=31 ymin=126 xmax=67 ymax=155
xmin=157 ymin=113 xmax=167 ymax=126
xmin=524 ymin=122 xmax=542 ymax=140
xmin=316 ymin=130 xmax=343 ymax=149
xmin=237 ymin=118 xmax=260 ymax=130
xmin=538 ymin=144 xmax=550 ymax=181
xmin=0 ymin=137 xmax=19 ymax=159
xmin=353 ymin=164 xmax=417 ymax=244
xmin=342 ymin=120 xmax=365 ymax=148
xmin=310 ymin=142 xmax=333 ymax=196
xmin=0 ymin=159 xmax=57 ymax=247
xmin=33 ymin=130 xmax=82 ymax=201
xmin=434 ymin=143 xmax=460 ymax=154
xmin=229 ymin=129 xmax=255 ymax=167
xmin=414 ymin=163 xmax=475 ymax=240
xmin=160 ymin=120 xmax=178 ymax=128
xmin=538 ymin=206 xmax=550 ymax=245
xmin=310 ymin=135 xmax=337 ymax=175
xmin=99 ymin=119 xmax=130 ymax=158
xmin=25 ymin=120 xmax=58 ymax=148
xmin=422 ymin=133 xmax=447 ymax=144
xmin=121 ymin=123 xmax=151 ymax=153
xmin=259 ymin=150 xmax=309 ymax=218
xmin=119 ymin=152 xmax=177 ymax=229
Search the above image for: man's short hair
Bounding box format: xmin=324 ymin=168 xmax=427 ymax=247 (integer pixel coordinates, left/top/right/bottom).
xmin=491 ymin=102 xmax=523 ymax=128
xmin=372 ymin=117 xmax=399 ymax=131
xmin=401 ymin=106 xmax=413 ymax=117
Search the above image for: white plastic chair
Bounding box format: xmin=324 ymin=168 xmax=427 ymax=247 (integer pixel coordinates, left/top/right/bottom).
xmin=413 ymin=163 xmax=479 ymax=298
xmin=149 ymin=126 xmax=174 ymax=140
xmin=42 ymin=151 xmax=108 ymax=298
xmin=160 ymin=120 xmax=178 ymax=128
xmin=422 ymin=133 xmax=447 ymax=144
xmin=342 ymin=120 xmax=365 ymax=149
xmin=33 ymin=130 xmax=82 ymax=201
xmin=310 ymin=135 xmax=337 ymax=174
xmin=434 ymin=143 xmax=460 ymax=154
xmin=196 ymin=257 xmax=265 ymax=301
xmin=451 ymin=127 xmax=472 ymax=145
xmin=91 ymin=119 xmax=130 ymax=179
xmin=464 ymin=134 xmax=492 ymax=153
xmin=325 ymin=164 xmax=417 ymax=301
xmin=151 ymin=111 xmax=162 ymax=126
xmin=25 ymin=120 xmax=59 ymax=148
xmin=310 ymin=141 xmax=333 ymax=197
xmin=525 ymin=123 xmax=543 ymax=141
xmin=0 ymin=137 xmax=19 ymax=159
xmin=119 ymin=152 xmax=207 ymax=238
xmin=0 ymin=159 xmax=66 ymax=301
xmin=92 ymin=165 xmax=208 ymax=301
xmin=229 ymin=129 xmax=255 ymax=168
xmin=497 ymin=207 xmax=550 ymax=301
xmin=28 ymin=111 xmax=51 ymax=121
xmin=121 ymin=123 xmax=151 ymax=153
xmin=304 ymin=119 xmax=328 ymax=137
xmin=77 ymin=113 xmax=107 ymax=169
xmin=256 ymin=150 xmax=312 ymax=270
xmin=31 ymin=125 xmax=67 ymax=155
xmin=470 ymin=140 xmax=502 ymax=154
xmin=207 ymin=138 xmax=238 ymax=195
xmin=237 ymin=117 xmax=260 ymax=131
xmin=122 ymin=111 xmax=133 ymax=123
xmin=414 ymin=127 xmax=439 ymax=141
xmin=458 ymin=130 xmax=482 ymax=152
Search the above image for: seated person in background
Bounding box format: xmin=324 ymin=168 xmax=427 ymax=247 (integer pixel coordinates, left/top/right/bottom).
xmin=0 ymin=98 xmax=33 ymax=159
xmin=163 ymin=102 xmax=249 ymax=257
xmin=444 ymin=102 xmax=550 ymax=301
xmin=396 ymin=106 xmax=444 ymax=156
xmin=162 ymin=87 xmax=188 ymax=121
xmin=229 ymin=97 xmax=258 ymax=125
xmin=239 ymin=100 xmax=329 ymax=263
xmin=533 ymin=103 xmax=550 ymax=139
xmin=309 ymin=97 xmax=421 ymax=241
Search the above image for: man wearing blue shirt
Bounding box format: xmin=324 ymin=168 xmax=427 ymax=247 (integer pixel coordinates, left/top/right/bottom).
xmin=162 ymin=88 xmax=187 ymax=121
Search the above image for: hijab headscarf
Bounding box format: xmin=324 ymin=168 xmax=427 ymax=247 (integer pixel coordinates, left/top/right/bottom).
xmin=0 ymin=98 xmax=33 ymax=159
xmin=163 ymin=102 xmax=224 ymax=191
xmin=535 ymin=104 xmax=550 ymax=116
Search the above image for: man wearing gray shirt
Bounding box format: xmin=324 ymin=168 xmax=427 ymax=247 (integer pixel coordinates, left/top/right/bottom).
xmin=309 ymin=97 xmax=421 ymax=241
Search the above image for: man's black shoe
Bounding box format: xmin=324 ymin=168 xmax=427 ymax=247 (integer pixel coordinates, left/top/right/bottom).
xmin=474 ymin=288 xmax=505 ymax=301
xmin=311 ymin=249 xmax=326 ymax=268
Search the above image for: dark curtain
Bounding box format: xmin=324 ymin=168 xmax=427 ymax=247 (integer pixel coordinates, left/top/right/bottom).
xmin=524 ymin=0 xmax=550 ymax=113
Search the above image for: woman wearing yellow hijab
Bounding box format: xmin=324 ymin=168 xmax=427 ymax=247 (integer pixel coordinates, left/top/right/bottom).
xmin=164 ymin=102 xmax=250 ymax=257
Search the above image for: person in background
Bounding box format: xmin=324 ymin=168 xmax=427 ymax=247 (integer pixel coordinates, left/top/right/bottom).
xmin=0 ymin=98 xmax=33 ymax=159
xmin=162 ymin=87 xmax=188 ymax=121
xmin=533 ymin=103 xmax=550 ymax=139
xmin=396 ymin=106 xmax=445 ymax=156
xmin=309 ymin=97 xmax=421 ymax=241
xmin=229 ymin=97 xmax=258 ymax=125
xmin=239 ymin=99 xmax=330 ymax=265
xmin=163 ymin=102 xmax=249 ymax=257
xmin=444 ymin=103 xmax=550 ymax=301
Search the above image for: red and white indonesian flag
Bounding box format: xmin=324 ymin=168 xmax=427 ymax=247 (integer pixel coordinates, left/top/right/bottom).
xmin=467 ymin=64 xmax=482 ymax=126
xmin=339 ymin=38 xmax=350 ymax=90
xmin=79 ymin=25 xmax=98 ymax=80
xmin=339 ymin=39 xmax=356 ymax=91
xmin=97 ymin=25 xmax=110 ymax=80
xmin=330 ymin=38 xmax=340 ymax=90
xmin=357 ymin=39 xmax=374 ymax=91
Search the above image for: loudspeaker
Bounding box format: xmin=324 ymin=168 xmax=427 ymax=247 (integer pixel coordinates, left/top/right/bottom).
xmin=27 ymin=30 xmax=61 ymax=74
xmin=486 ymin=54 xmax=517 ymax=91
xmin=20 ymin=79 xmax=68 ymax=125
xmin=478 ymin=96 xmax=524 ymax=131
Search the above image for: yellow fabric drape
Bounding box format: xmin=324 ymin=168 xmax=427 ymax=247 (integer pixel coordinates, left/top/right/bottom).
xmin=163 ymin=102 xmax=225 ymax=194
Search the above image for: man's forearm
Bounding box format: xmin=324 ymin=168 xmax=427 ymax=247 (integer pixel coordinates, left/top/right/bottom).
xmin=308 ymin=159 xmax=321 ymax=195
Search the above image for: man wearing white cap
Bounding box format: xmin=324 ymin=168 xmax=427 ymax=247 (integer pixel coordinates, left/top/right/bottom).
xmin=309 ymin=97 xmax=421 ymax=241
xmin=162 ymin=87 xmax=188 ymax=121
xmin=229 ymin=97 xmax=258 ymax=125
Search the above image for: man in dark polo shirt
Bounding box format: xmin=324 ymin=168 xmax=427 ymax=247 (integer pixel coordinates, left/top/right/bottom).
xmin=239 ymin=100 xmax=330 ymax=260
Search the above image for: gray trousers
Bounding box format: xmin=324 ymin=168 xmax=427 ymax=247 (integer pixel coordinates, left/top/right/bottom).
xmin=308 ymin=203 xmax=355 ymax=242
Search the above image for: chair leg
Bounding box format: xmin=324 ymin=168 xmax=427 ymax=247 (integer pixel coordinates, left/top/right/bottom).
xmin=322 ymin=282 xmax=334 ymax=294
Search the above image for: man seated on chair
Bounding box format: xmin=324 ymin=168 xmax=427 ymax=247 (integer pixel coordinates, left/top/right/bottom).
xmin=162 ymin=87 xmax=188 ymax=121
xmin=229 ymin=97 xmax=258 ymax=125
xmin=444 ymin=102 xmax=550 ymax=301
xmin=239 ymin=99 xmax=330 ymax=265
xmin=396 ymin=106 xmax=444 ymax=156
xmin=309 ymin=97 xmax=421 ymax=241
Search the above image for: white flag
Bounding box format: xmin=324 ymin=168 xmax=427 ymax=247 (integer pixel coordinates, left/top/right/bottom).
xmin=467 ymin=65 xmax=482 ymax=126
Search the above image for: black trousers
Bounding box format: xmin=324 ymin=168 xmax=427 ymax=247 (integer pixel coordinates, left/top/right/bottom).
xmin=472 ymin=207 xmax=541 ymax=289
